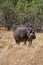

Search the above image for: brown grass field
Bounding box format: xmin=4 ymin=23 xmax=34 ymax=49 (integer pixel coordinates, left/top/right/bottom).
xmin=0 ymin=28 xmax=43 ymax=65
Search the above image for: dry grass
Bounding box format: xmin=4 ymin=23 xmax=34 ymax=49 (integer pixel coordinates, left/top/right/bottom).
xmin=0 ymin=28 xmax=43 ymax=65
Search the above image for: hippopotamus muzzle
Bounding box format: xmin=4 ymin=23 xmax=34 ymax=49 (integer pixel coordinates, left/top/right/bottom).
xmin=30 ymin=32 xmax=36 ymax=39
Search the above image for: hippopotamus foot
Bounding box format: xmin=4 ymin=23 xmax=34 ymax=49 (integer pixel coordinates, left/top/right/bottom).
xmin=29 ymin=40 xmax=32 ymax=47
xmin=16 ymin=40 xmax=20 ymax=45
xmin=24 ymin=39 xmax=27 ymax=45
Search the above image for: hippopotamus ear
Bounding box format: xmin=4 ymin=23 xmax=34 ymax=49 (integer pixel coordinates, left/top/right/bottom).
xmin=29 ymin=28 xmax=32 ymax=33
xmin=29 ymin=29 xmax=32 ymax=33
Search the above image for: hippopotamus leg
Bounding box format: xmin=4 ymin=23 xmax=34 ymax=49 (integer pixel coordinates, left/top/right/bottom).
xmin=16 ymin=40 xmax=20 ymax=44
xmin=24 ymin=40 xmax=26 ymax=45
xmin=23 ymin=38 xmax=27 ymax=45
xmin=29 ymin=40 xmax=32 ymax=47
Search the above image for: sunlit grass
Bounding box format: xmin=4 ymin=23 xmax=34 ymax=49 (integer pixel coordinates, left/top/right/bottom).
xmin=0 ymin=28 xmax=43 ymax=65
xmin=0 ymin=28 xmax=43 ymax=51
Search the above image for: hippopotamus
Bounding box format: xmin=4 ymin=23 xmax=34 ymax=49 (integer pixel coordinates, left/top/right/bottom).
xmin=13 ymin=26 xmax=36 ymax=46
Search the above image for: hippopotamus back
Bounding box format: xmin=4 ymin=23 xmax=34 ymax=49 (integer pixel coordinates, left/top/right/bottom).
xmin=14 ymin=27 xmax=28 ymax=42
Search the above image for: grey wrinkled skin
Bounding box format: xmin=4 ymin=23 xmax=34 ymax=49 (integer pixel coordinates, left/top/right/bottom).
xmin=13 ymin=27 xmax=36 ymax=46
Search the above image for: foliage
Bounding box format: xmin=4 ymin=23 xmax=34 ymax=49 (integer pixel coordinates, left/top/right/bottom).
xmin=0 ymin=0 xmax=43 ymax=31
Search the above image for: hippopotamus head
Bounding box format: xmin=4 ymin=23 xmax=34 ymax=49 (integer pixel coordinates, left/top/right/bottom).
xmin=27 ymin=29 xmax=36 ymax=40
xmin=30 ymin=30 xmax=36 ymax=39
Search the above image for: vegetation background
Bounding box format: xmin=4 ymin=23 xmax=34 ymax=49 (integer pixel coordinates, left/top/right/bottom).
xmin=0 ymin=0 xmax=43 ymax=31
xmin=0 ymin=1 xmax=43 ymax=65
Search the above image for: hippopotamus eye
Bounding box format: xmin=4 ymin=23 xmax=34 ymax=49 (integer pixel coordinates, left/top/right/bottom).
xmin=32 ymin=31 xmax=35 ymax=34
xmin=30 ymin=30 xmax=32 ymax=33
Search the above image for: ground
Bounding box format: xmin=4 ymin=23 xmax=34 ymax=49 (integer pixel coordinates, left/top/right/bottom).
xmin=0 ymin=28 xmax=43 ymax=65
